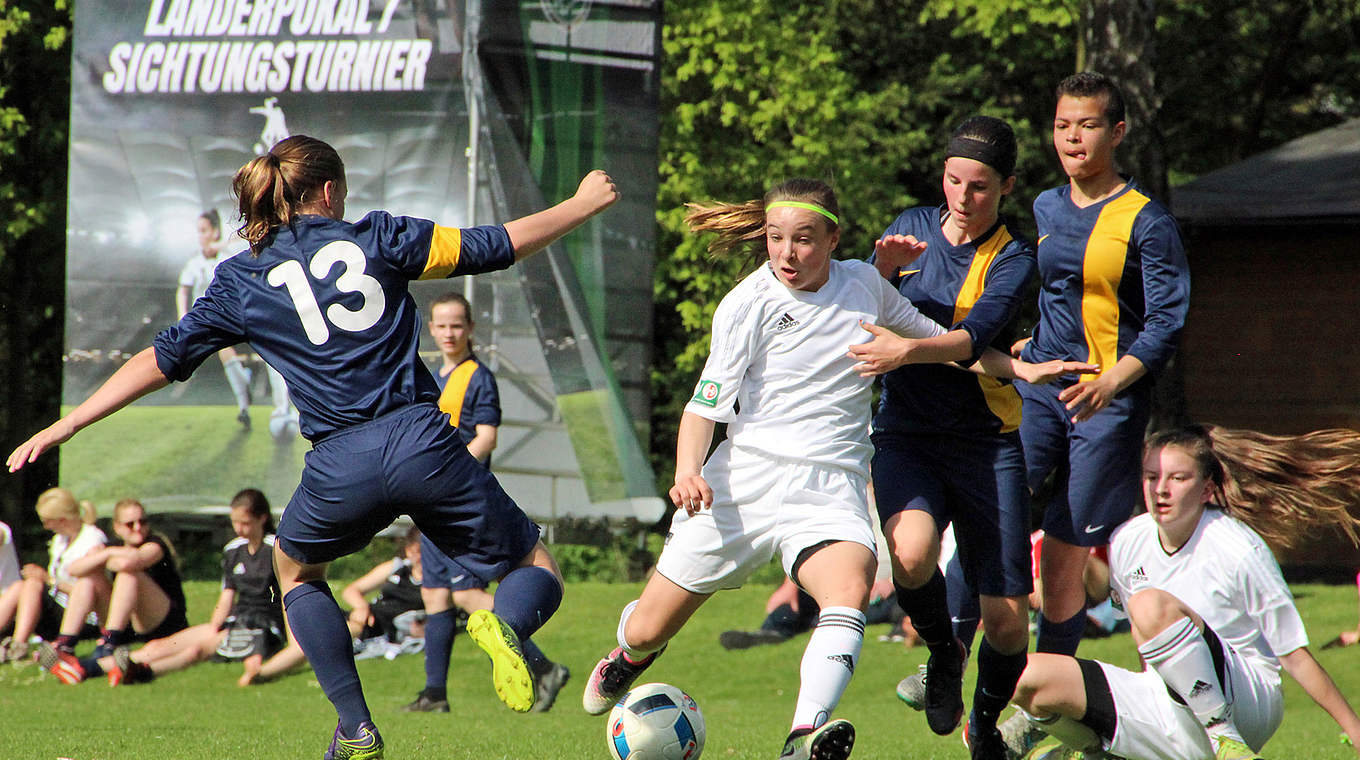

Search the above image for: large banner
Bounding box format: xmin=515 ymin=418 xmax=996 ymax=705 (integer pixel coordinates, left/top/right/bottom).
xmin=65 ymin=0 xmax=662 ymax=522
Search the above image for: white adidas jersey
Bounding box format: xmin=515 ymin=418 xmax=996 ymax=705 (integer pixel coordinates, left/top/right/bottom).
xmin=685 ymin=259 xmax=945 ymax=477
xmin=1108 ymin=509 xmax=1309 ymax=674
xmin=179 ymin=249 xmax=237 ymax=303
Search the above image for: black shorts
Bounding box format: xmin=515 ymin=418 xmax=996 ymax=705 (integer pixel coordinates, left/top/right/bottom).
xmin=214 ymin=609 xmax=287 ymax=660
xmin=135 ymin=606 xmax=189 ymax=643
xmin=35 ymin=591 xmax=100 ymax=642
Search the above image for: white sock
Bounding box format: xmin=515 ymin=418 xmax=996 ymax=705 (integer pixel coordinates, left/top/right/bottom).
xmin=791 ymin=606 xmax=865 ymax=730
xmin=1138 ymin=616 xmax=1241 ymax=742
xmin=615 ymin=600 xmax=660 ymax=660
xmin=1031 ymin=713 xmax=1103 ymax=752
xmin=224 ymin=357 xmax=252 ymax=410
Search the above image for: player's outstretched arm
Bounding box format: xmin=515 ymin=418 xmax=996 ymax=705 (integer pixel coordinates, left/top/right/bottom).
xmin=6 ymin=347 xmax=169 ymax=473
xmin=503 ymin=170 xmax=619 ymax=261
xmin=669 ymin=412 xmax=715 ymax=517
xmin=848 ymin=323 xmax=972 ymax=377
xmin=973 ymin=349 xmax=1099 ymax=383
xmin=1279 ymin=646 xmax=1360 ymax=753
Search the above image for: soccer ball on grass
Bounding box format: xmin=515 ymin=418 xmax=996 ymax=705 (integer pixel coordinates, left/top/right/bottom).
xmin=606 ymin=682 xmax=705 ymax=760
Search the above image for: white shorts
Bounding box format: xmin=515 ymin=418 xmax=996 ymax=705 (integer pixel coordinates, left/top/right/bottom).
xmin=655 ymin=443 xmax=877 ymax=595
xmin=1101 ymin=644 xmax=1283 ymax=760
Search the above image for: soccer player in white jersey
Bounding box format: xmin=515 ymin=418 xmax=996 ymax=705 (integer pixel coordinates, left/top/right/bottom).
xmin=581 ymin=178 xmax=1048 ymax=760
xmin=1009 ymin=425 xmax=1360 ymax=760
xmin=178 ymin=209 xmax=255 ymax=429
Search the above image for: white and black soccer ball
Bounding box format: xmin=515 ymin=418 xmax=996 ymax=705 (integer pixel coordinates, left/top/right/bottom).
xmin=606 ymin=682 xmax=705 ymax=760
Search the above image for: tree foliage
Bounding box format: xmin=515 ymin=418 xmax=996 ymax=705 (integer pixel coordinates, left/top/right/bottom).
xmin=0 ymin=0 xmax=69 ymax=540
xmin=649 ymin=0 xmax=1360 ymax=478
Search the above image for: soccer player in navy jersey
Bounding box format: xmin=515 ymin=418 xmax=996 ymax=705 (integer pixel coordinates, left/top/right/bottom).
xmin=850 ymin=116 xmax=1093 ymax=759
xmin=405 ymin=291 xmax=569 ymax=714
xmin=7 ymin=134 xmax=618 ymax=760
xmin=1012 ymin=73 xmax=1190 ymax=661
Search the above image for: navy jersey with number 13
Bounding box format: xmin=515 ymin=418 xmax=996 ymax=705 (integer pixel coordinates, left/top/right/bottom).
xmin=152 ymin=212 xmax=515 ymax=441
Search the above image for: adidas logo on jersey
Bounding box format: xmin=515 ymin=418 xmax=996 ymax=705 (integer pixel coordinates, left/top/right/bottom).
xmin=1129 ymin=565 xmax=1149 ymax=584
xmin=233 ymin=562 xmax=246 ymax=575
xmin=774 ymin=312 xmax=799 ymax=331
xmin=1188 ymin=679 xmax=1213 ymax=699
xmin=827 ymin=653 xmax=855 ymax=672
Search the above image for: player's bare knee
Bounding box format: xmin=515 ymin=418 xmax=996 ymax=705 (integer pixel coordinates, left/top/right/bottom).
xmin=982 ymin=613 xmax=1029 ymax=654
xmin=1126 ymin=587 xmax=1187 ymax=636
xmin=1011 ymin=679 xmax=1039 ymax=717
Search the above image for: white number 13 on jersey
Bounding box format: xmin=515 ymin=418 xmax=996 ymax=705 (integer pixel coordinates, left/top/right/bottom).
xmin=267 ymin=241 xmax=386 ymax=345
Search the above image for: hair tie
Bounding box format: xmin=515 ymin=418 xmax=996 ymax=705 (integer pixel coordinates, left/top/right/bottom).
xmin=266 ymin=152 xmax=281 ymax=168
xmin=765 ymin=200 xmax=839 ymax=226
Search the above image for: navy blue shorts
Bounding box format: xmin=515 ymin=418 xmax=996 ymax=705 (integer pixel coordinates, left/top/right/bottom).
xmin=871 ymin=430 xmax=1033 ymax=598
xmin=1016 ymin=380 xmax=1150 ymax=546
xmin=276 ymin=404 xmax=540 ymax=586
xmin=419 ymin=533 xmax=486 ymax=591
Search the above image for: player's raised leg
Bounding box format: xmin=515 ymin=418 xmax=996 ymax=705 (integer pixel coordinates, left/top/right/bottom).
xmin=584 ymin=571 xmax=709 ymax=715
xmin=466 ymin=540 xmax=564 ymax=712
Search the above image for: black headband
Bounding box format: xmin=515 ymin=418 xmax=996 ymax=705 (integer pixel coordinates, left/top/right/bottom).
xmin=945 ymin=135 xmax=1014 ymax=177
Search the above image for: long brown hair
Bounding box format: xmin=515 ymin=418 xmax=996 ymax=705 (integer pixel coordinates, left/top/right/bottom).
xmin=1145 ymin=424 xmax=1360 ymax=549
xmin=232 ymin=135 xmax=345 ymax=254
xmin=682 ymin=178 xmax=841 ymax=260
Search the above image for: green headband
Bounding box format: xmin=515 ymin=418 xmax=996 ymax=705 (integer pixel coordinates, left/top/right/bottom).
xmin=766 ymin=200 xmax=839 ymax=226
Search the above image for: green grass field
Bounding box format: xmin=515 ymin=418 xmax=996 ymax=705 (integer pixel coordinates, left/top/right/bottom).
xmin=58 ymin=405 xmax=309 ymax=514
xmin=1 ymin=579 xmax=1357 ymax=759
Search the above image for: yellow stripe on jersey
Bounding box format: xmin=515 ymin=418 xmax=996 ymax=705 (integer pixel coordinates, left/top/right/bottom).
xmin=420 ymin=225 xmax=463 ymax=280
xmin=437 ymin=358 xmax=479 ymax=427
xmin=951 ymin=227 xmax=1011 ymax=325
xmin=1080 ymin=190 xmax=1150 ymax=382
xmin=952 ymin=227 xmax=1022 ymax=432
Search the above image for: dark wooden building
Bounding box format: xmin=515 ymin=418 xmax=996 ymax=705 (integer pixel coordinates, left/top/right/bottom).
xmin=1171 ymin=118 xmax=1360 ymax=570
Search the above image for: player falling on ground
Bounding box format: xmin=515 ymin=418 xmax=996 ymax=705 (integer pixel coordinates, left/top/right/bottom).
xmin=1010 ymin=425 xmax=1360 ymax=760
xmin=8 ymin=134 xmax=618 ymax=760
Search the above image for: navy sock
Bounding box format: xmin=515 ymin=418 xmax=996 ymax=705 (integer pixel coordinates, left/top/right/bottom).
xmin=944 ymin=554 xmax=981 ymax=649
xmin=80 ymin=656 xmax=104 ymax=678
xmin=972 ymin=638 xmax=1027 ymax=728
xmin=492 ymin=566 xmax=562 ymax=641
xmin=422 ymin=609 xmax=457 ymax=692
xmin=521 ymin=637 xmax=549 ymax=675
xmin=55 ymin=634 xmax=79 ymax=653
xmin=1036 ymin=610 xmax=1087 ymax=656
xmin=896 ymin=570 xmax=952 ymax=651
xmin=105 ymin=627 xmax=133 ymax=648
xmin=283 ymin=581 xmax=371 ymax=734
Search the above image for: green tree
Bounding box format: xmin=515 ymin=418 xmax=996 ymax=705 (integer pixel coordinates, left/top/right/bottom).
xmin=0 ymin=0 xmax=70 ymax=545
xmin=1157 ymin=0 xmax=1360 ymax=182
xmin=651 ymin=0 xmax=937 ymax=475
xmin=650 ymin=0 xmax=1080 ymax=478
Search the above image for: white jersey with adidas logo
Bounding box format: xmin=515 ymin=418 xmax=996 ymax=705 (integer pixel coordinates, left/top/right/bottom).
xmin=1108 ymin=509 xmax=1309 ymax=674
xmin=684 ymin=259 xmax=945 ymax=478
